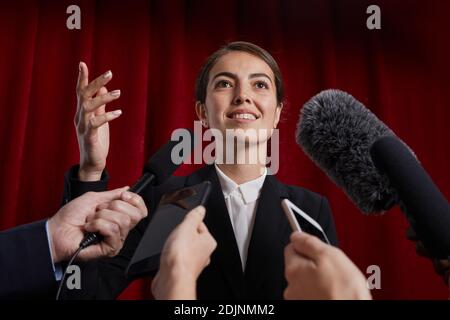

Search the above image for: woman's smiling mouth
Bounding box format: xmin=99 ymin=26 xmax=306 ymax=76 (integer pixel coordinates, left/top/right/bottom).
xmin=226 ymin=110 xmax=260 ymax=122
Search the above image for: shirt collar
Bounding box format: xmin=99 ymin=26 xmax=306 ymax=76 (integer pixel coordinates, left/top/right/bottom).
xmin=214 ymin=163 xmax=267 ymax=204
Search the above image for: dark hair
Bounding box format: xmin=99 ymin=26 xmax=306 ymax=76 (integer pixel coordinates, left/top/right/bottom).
xmin=195 ymin=41 xmax=284 ymax=105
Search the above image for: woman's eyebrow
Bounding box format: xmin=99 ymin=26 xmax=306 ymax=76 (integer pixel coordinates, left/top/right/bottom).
xmin=212 ymin=72 xmax=273 ymax=84
xmin=249 ymin=73 xmax=273 ymax=84
xmin=212 ymin=72 xmax=236 ymax=81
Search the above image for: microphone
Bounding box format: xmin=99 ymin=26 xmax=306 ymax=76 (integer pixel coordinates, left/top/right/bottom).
xmin=296 ymin=89 xmax=450 ymax=258
xmin=79 ymin=130 xmax=195 ymax=248
xmin=296 ymin=89 xmax=399 ymax=214
xmin=370 ymin=136 xmax=450 ymax=258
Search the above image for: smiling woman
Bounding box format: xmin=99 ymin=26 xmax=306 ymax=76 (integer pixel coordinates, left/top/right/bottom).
xmin=60 ymin=41 xmax=338 ymax=300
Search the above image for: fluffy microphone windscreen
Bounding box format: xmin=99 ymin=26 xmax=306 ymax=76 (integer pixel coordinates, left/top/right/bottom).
xmin=296 ymin=89 xmax=398 ymax=214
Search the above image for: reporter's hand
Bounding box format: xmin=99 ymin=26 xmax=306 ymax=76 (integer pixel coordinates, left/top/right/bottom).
xmin=406 ymin=227 xmax=450 ymax=287
xmin=47 ymin=188 xmax=148 ymax=263
xmin=75 ymin=62 xmax=122 ymax=181
xmin=284 ymin=232 xmax=371 ymax=300
xmin=151 ymin=206 xmax=217 ymax=300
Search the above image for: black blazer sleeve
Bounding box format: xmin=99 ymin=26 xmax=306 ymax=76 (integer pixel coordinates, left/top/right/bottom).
xmin=61 ymin=165 xmax=109 ymax=205
xmin=0 ymin=220 xmax=56 ymax=298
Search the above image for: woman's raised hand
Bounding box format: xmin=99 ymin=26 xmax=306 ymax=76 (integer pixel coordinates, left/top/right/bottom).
xmin=75 ymin=62 xmax=122 ymax=181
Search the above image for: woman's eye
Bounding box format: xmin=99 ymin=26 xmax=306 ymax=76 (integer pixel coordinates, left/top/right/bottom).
xmin=255 ymin=81 xmax=269 ymax=89
xmin=215 ymin=80 xmax=232 ymax=88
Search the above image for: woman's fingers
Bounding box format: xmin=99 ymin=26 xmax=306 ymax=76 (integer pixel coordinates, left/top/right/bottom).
xmin=83 ymin=89 xmax=121 ymax=114
xmin=93 ymin=87 xmax=107 ymax=116
xmin=83 ymin=70 xmax=113 ymax=98
xmin=88 ymin=110 xmax=122 ymax=129
xmin=76 ymin=64 xmax=121 ymax=123
xmin=76 ymin=61 xmax=89 ymax=93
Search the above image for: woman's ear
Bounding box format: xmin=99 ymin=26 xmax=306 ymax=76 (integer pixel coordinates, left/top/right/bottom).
xmin=273 ymin=103 xmax=283 ymax=129
xmin=195 ymin=101 xmax=208 ymax=127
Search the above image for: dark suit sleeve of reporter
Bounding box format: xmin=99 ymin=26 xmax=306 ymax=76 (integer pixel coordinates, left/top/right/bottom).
xmin=61 ymin=165 xmax=109 ymax=205
xmin=0 ymin=220 xmax=56 ymax=298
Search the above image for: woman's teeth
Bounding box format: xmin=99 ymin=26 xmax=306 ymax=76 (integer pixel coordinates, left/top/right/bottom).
xmin=232 ymin=113 xmax=257 ymax=120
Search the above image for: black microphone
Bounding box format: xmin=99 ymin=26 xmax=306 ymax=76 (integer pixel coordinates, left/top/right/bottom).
xmin=79 ymin=130 xmax=195 ymax=248
xmin=370 ymin=136 xmax=450 ymax=258
xmin=296 ymin=89 xmax=450 ymax=258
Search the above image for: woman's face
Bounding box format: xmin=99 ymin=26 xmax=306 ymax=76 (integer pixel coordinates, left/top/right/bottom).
xmin=196 ymin=51 xmax=282 ymax=144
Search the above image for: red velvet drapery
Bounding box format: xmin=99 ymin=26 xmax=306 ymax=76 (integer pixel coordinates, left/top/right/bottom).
xmin=0 ymin=0 xmax=449 ymax=299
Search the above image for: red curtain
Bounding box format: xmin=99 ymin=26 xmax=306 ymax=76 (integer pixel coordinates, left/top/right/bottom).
xmin=0 ymin=0 xmax=449 ymax=299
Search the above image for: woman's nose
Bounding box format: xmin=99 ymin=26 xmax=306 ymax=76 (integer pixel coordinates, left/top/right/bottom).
xmin=233 ymin=86 xmax=251 ymax=105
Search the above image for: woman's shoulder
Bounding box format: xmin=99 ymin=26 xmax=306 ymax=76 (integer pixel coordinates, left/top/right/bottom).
xmin=152 ymin=175 xmax=188 ymax=197
xmin=277 ymin=179 xmax=327 ymax=202
xmin=150 ymin=165 xmax=212 ymax=198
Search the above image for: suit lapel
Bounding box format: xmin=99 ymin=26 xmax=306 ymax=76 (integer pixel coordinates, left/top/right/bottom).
xmin=185 ymin=165 xmax=245 ymax=297
xmin=244 ymin=174 xmax=290 ymax=295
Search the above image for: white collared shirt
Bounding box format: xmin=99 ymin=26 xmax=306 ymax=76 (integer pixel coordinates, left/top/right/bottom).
xmin=214 ymin=164 xmax=267 ymax=271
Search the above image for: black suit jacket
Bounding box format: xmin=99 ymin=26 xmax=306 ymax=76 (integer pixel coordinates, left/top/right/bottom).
xmin=0 ymin=220 xmax=56 ymax=298
xmin=61 ymin=165 xmax=338 ymax=299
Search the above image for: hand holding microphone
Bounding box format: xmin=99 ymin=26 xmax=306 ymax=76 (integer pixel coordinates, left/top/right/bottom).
xmin=48 ymin=188 xmax=147 ymax=263
xmin=406 ymin=227 xmax=450 ymax=286
xmin=296 ymin=89 xmax=450 ymax=259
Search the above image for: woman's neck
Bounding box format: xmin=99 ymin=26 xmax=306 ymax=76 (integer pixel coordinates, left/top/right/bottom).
xmin=216 ymin=163 xmax=266 ymax=185
xmin=215 ymin=139 xmax=268 ymax=184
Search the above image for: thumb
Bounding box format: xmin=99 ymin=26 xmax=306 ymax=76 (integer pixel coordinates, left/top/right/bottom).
xmin=182 ymin=206 xmax=206 ymax=230
xmin=92 ymin=186 xmax=130 ymax=204
xmin=290 ymin=231 xmax=328 ymax=261
xmin=77 ymin=61 xmax=88 ymax=90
